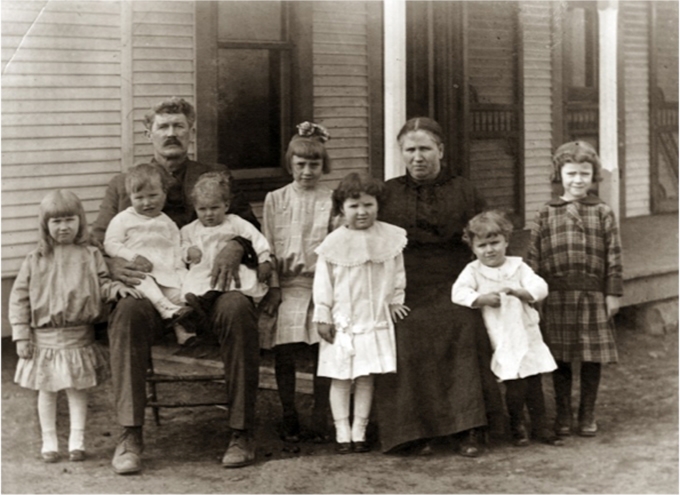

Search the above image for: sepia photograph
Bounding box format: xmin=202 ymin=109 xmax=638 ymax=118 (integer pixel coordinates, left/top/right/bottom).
xmin=1 ymin=0 xmax=678 ymax=493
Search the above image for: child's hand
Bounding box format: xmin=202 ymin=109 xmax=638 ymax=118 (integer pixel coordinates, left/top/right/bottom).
xmin=389 ymin=303 xmax=410 ymax=322
xmin=187 ymin=246 xmax=202 ymax=265
xmin=474 ymin=293 xmax=501 ymax=308
xmin=499 ymin=287 xmax=533 ymax=302
xmin=16 ymin=340 xmax=32 ymax=359
xmin=606 ymin=295 xmax=621 ymax=318
xmin=317 ymin=323 xmax=336 ymax=344
xmin=132 ymin=255 xmax=153 ymax=272
xmin=257 ymin=261 xmax=273 ymax=283
xmin=259 ymin=287 xmax=282 ymax=316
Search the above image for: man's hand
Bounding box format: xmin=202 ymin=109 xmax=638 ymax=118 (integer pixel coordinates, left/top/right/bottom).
xmin=606 ymin=295 xmax=621 ymax=319
xmin=257 ymin=261 xmax=273 ymax=283
xmin=210 ymin=239 xmax=245 ymax=291
xmin=132 ymin=255 xmax=153 ymax=273
xmin=389 ymin=303 xmax=411 ymax=322
xmin=259 ymin=287 xmax=282 ymax=316
xmin=474 ymin=293 xmax=501 ymax=308
xmin=16 ymin=340 xmax=32 ymax=359
xmin=106 ymin=257 xmax=147 ymax=286
xmin=88 ymin=232 xmax=105 ymax=252
xmin=186 ymin=246 xmax=202 ymax=265
xmin=317 ymin=323 xmax=336 ymax=344
xmin=112 ymin=282 xmax=143 ymax=300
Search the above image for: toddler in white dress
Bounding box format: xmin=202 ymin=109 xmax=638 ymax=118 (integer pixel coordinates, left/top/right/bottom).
xmin=451 ymin=210 xmax=561 ymax=447
xmin=104 ymin=163 xmax=195 ymax=345
xmin=181 ymin=171 xmax=271 ymax=318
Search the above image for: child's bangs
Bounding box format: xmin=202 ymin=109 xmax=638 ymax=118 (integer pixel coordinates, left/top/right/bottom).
xmin=289 ymin=139 xmax=324 ymax=160
xmin=41 ymin=192 xmax=81 ymax=220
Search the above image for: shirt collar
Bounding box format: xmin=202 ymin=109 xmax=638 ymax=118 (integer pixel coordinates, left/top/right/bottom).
xmin=548 ymin=193 xmax=604 ymax=207
xmin=403 ymin=166 xmax=454 ymax=189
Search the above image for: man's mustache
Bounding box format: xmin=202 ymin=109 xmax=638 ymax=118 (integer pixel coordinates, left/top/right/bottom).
xmin=163 ymin=137 xmax=182 ymax=146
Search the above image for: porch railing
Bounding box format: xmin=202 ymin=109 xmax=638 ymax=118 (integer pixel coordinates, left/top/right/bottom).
xmin=469 ymin=103 xmax=520 ymax=139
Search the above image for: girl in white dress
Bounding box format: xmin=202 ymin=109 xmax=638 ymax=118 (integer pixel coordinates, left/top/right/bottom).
xmin=261 ymin=122 xmax=335 ymax=443
xmin=10 ymin=190 xmax=139 ymax=463
xmin=313 ymin=173 xmax=410 ymax=453
xmin=451 ymin=210 xmax=561 ymax=447
xmin=104 ymin=163 xmax=194 ymax=345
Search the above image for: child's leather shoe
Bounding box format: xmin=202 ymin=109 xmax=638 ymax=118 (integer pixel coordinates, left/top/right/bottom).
xmin=69 ymin=450 xmax=86 ymax=462
xmin=41 ymin=451 xmax=60 ymax=463
xmin=353 ymin=441 xmax=370 ymax=453
xmin=335 ymin=442 xmax=352 ymax=454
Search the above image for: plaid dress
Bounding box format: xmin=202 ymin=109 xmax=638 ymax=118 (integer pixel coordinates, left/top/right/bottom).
xmin=526 ymin=195 xmax=623 ymax=363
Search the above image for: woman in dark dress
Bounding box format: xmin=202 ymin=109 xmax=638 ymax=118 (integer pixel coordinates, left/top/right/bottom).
xmin=375 ymin=117 xmax=503 ymax=456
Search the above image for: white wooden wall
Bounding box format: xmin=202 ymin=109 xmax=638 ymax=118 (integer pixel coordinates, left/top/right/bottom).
xmin=129 ymin=1 xmax=196 ymax=167
xmin=520 ymin=1 xmax=553 ymax=226
xmin=622 ymin=1 xmax=650 ymax=217
xmin=1 ymin=0 xmax=196 ymax=278
xmin=2 ymin=0 xmax=123 ymax=277
xmin=313 ymin=1 xmax=371 ymax=188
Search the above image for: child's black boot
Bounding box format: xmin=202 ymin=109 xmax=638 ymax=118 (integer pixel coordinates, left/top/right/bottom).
xmin=578 ymin=362 xmax=601 ymax=437
xmin=552 ymin=361 xmax=573 ymax=437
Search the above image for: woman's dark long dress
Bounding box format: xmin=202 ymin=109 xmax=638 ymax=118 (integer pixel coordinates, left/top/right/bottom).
xmin=375 ymin=168 xmax=501 ymax=453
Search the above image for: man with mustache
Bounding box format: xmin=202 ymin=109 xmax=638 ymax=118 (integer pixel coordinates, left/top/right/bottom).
xmin=91 ymin=97 xmax=263 ymax=474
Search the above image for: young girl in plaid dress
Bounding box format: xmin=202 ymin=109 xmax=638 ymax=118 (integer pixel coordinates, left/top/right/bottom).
xmin=526 ymin=141 xmax=623 ymax=438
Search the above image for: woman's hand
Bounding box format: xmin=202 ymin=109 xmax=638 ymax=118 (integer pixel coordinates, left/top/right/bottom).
xmin=132 ymin=255 xmax=153 ymax=273
xmin=257 ymin=261 xmax=273 ymax=283
xmin=259 ymin=287 xmax=282 ymax=316
xmin=210 ymin=240 xmax=244 ymax=291
xmin=389 ymin=303 xmax=411 ymax=322
xmin=186 ymin=246 xmax=202 ymax=265
xmin=606 ymin=295 xmax=621 ymax=318
xmin=16 ymin=340 xmax=32 ymax=359
xmin=317 ymin=323 xmax=336 ymax=344
xmin=474 ymin=293 xmax=501 ymax=308
xmin=106 ymin=257 xmax=147 ymax=286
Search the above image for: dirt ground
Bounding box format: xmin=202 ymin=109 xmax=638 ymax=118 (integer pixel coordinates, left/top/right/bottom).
xmin=2 ymin=315 xmax=678 ymax=494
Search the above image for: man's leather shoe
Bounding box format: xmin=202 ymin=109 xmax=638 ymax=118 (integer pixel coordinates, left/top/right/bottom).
xmin=112 ymin=427 xmax=143 ymax=475
xmin=222 ymin=430 xmax=255 ymax=468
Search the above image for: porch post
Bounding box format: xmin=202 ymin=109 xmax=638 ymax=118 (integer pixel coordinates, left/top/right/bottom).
xmin=384 ymin=0 xmax=407 ymax=180
xmin=597 ymin=0 xmax=620 ymax=221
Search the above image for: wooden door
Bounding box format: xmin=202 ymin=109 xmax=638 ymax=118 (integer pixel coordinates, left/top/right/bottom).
xmin=405 ymin=1 xmax=523 ymax=222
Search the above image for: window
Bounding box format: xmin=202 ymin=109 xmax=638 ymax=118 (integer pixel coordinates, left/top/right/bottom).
xmin=196 ymin=1 xmax=312 ymax=201
xmin=216 ymin=1 xmax=290 ymax=176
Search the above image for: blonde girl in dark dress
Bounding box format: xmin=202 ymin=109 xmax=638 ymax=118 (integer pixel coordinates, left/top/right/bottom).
xmin=527 ymin=141 xmax=623 ymax=438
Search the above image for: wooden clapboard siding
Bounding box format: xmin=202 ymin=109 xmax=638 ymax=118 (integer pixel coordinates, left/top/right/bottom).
xmin=466 ymin=2 xmax=521 ymax=219
xmin=467 ymin=2 xmax=516 ymax=105
xmin=520 ymin=1 xmax=553 ymax=225
xmin=130 ymin=1 xmax=195 ymax=167
xmin=622 ymin=1 xmax=650 ymax=217
xmin=1 ymin=0 xmax=122 ymax=277
xmin=312 ymin=1 xmax=370 ymax=189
